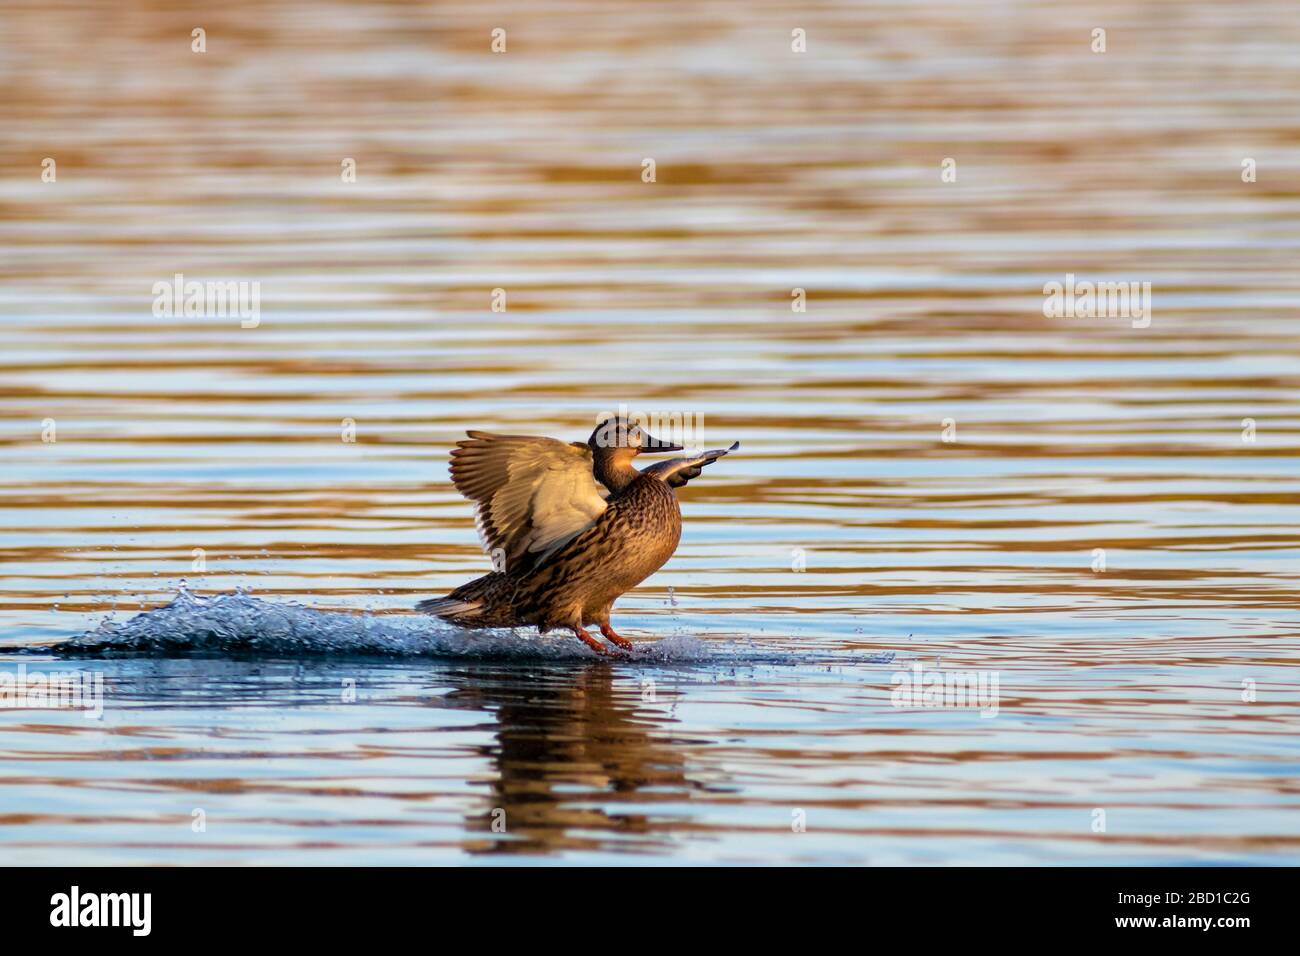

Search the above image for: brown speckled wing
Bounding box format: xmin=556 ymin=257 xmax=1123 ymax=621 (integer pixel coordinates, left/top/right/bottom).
xmin=449 ymin=431 xmax=609 ymax=574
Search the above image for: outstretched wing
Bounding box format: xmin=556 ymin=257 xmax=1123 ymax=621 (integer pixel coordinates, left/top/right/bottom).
xmin=449 ymin=430 xmax=608 ymax=574
xmin=642 ymin=442 xmax=740 ymax=487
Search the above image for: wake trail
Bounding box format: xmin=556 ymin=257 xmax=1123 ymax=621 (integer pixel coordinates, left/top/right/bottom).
xmin=20 ymin=589 xmax=893 ymax=666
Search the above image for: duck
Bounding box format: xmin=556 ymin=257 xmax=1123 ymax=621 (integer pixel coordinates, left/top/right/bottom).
xmin=417 ymin=416 xmax=738 ymax=654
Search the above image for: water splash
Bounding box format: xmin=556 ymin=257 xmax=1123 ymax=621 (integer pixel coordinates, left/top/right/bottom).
xmin=42 ymin=589 xmax=892 ymax=665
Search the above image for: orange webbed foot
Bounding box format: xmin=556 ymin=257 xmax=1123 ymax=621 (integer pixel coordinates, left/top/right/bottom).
xmin=597 ymin=622 xmax=635 ymax=651
xmin=572 ymin=625 xmax=615 ymax=655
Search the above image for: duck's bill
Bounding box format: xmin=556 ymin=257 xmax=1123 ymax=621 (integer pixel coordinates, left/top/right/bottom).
xmin=639 ymin=431 xmax=684 ymax=452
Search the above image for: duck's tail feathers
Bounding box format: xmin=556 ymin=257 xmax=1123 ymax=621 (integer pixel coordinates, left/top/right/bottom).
xmin=416 ymin=570 xmax=516 ymax=624
xmin=415 ymin=596 xmax=484 ymax=617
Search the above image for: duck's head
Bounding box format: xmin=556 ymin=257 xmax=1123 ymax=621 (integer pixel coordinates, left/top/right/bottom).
xmin=588 ymin=416 xmax=682 ymax=491
xmin=588 ymin=416 xmax=683 ymax=457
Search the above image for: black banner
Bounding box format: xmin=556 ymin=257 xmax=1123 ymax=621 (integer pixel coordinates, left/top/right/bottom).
xmin=0 ymin=867 xmax=1284 ymax=942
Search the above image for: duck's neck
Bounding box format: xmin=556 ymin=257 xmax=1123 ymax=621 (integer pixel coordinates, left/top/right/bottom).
xmin=593 ymin=450 xmax=640 ymax=494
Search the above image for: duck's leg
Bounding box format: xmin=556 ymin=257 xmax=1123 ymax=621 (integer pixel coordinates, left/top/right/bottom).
xmin=595 ymin=615 xmax=634 ymax=650
xmin=570 ymin=624 xmax=614 ymax=655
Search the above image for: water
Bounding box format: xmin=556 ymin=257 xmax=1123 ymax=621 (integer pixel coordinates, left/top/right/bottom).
xmin=2 ymin=0 xmax=1299 ymax=864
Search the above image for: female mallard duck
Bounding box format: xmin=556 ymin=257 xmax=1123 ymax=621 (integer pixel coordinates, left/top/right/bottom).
xmin=417 ymin=417 xmax=738 ymax=654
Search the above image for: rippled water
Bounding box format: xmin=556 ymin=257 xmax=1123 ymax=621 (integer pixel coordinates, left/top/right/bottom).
xmin=2 ymin=0 xmax=1299 ymax=864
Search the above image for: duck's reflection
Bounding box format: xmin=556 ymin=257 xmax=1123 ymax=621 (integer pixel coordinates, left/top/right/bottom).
xmin=441 ymin=662 xmax=693 ymax=856
xmin=25 ymin=654 xmax=703 ymax=857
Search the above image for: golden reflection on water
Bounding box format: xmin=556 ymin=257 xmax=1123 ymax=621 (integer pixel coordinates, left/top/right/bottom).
xmin=449 ymin=664 xmax=691 ymax=856
xmin=1 ymin=0 xmax=1299 ymax=863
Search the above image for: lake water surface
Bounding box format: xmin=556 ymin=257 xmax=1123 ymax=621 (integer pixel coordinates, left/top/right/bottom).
xmin=1 ymin=0 xmax=1298 ymax=864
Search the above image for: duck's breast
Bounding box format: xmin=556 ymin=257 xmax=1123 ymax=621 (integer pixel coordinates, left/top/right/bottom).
xmin=601 ymin=475 xmax=681 ymax=587
xmin=516 ymin=476 xmax=681 ymax=622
